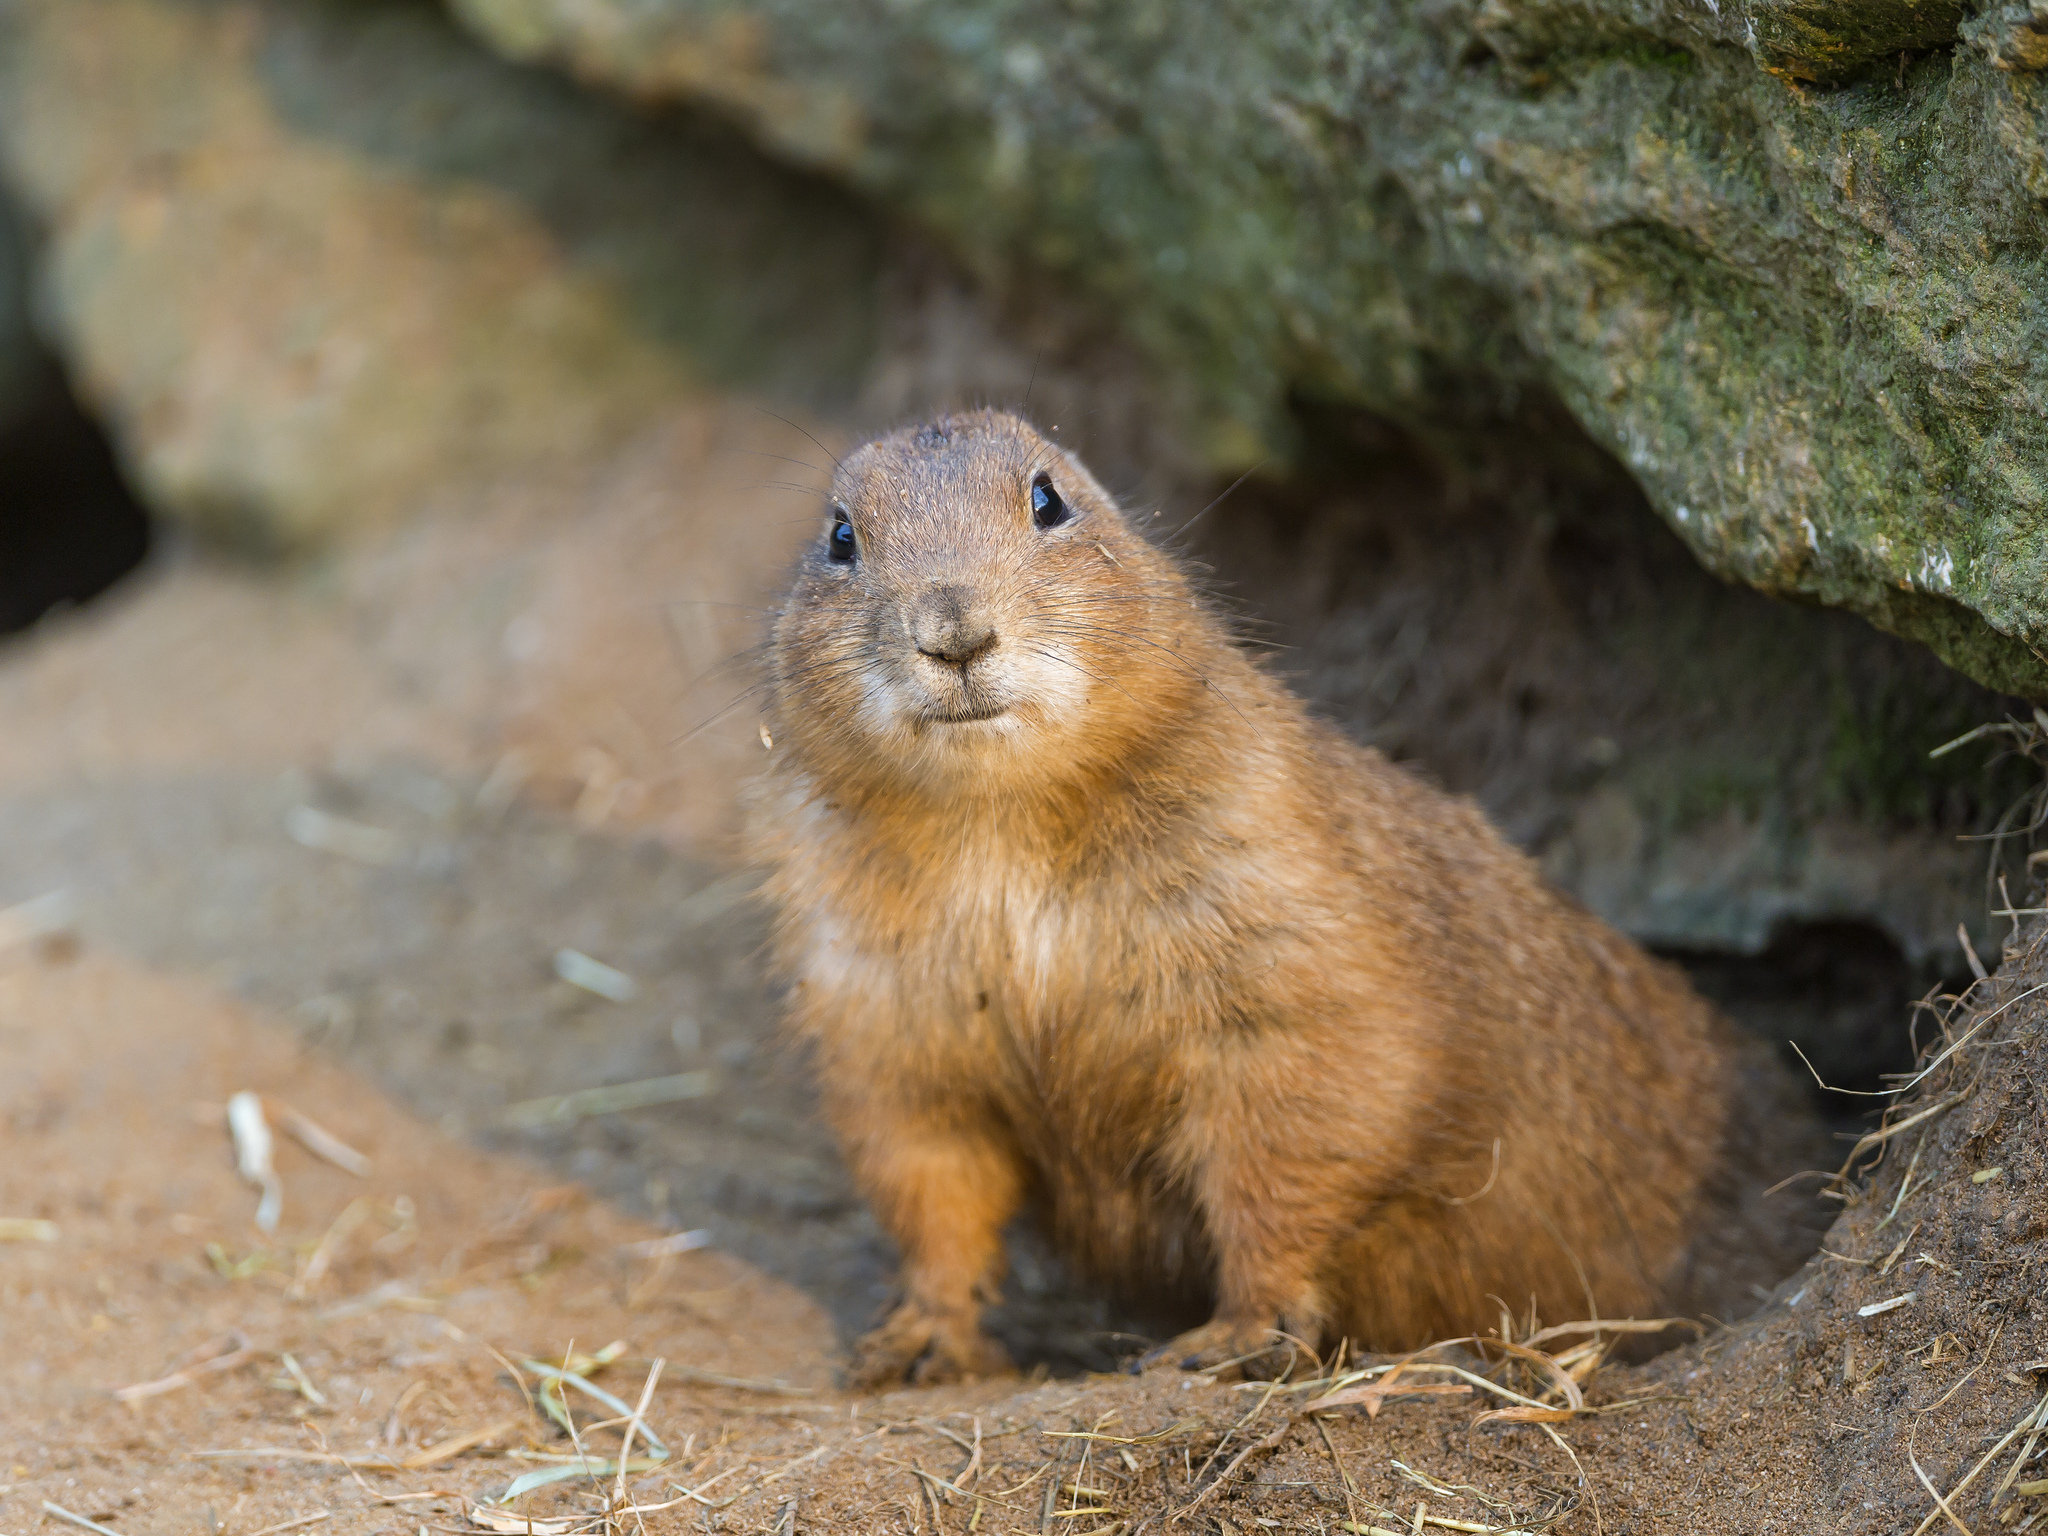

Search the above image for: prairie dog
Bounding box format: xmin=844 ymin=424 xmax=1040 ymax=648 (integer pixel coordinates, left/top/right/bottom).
xmin=744 ymin=410 xmax=1822 ymax=1384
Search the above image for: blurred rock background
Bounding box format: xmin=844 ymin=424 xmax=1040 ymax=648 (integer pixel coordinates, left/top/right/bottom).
xmin=0 ymin=0 xmax=2042 ymax=1125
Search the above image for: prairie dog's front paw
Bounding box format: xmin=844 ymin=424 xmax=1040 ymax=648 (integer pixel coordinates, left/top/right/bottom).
xmin=849 ymin=1302 xmax=1014 ymax=1389
xmin=1132 ymin=1318 xmax=1307 ymax=1380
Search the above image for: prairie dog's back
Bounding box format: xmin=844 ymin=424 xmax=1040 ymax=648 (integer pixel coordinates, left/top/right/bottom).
xmin=744 ymin=410 xmax=1826 ymax=1380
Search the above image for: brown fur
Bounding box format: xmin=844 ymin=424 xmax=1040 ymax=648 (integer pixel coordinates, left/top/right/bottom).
xmin=743 ymin=410 xmax=1824 ymax=1385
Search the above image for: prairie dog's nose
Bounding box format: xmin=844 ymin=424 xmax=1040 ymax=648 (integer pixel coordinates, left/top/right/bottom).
xmin=910 ymin=584 xmax=996 ymax=665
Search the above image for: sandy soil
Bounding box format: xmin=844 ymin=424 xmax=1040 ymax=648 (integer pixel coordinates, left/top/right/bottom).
xmin=2 ymin=950 xmax=834 ymax=1533
xmin=3 ymin=420 xmax=2046 ymax=1535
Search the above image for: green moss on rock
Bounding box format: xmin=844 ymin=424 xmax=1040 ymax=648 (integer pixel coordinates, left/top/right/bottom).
xmin=1748 ymin=0 xmax=1966 ymax=84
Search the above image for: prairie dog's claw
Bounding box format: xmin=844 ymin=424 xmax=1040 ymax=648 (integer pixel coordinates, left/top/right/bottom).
xmin=849 ymin=1302 xmax=1013 ymax=1389
xmin=1131 ymin=1319 xmax=1302 ymax=1380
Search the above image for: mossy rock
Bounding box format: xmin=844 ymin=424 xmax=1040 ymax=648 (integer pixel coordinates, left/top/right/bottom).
xmin=450 ymin=0 xmax=2048 ymax=700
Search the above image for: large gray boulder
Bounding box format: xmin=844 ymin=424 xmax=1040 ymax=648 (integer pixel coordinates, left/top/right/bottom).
xmin=0 ymin=0 xmax=883 ymax=548
xmin=450 ymin=0 xmax=2048 ymax=701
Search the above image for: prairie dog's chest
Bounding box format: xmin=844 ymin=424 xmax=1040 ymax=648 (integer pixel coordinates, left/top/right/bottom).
xmin=799 ymin=837 xmax=1167 ymax=1077
xmin=850 ymin=851 xmax=1096 ymax=1019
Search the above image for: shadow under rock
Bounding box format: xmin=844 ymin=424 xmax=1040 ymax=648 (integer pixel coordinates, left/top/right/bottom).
xmin=0 ymin=363 xmax=152 ymax=637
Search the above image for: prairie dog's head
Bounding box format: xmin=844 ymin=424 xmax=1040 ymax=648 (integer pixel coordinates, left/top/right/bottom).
xmin=766 ymin=410 xmax=1208 ymax=798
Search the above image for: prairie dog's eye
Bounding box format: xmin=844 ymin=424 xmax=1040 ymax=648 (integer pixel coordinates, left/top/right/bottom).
xmin=1031 ymin=471 xmax=1071 ymax=530
xmin=827 ymin=507 xmax=856 ymax=563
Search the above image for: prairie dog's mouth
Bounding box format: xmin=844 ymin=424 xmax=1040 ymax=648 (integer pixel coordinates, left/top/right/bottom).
xmin=921 ymin=705 xmax=1009 ymax=725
